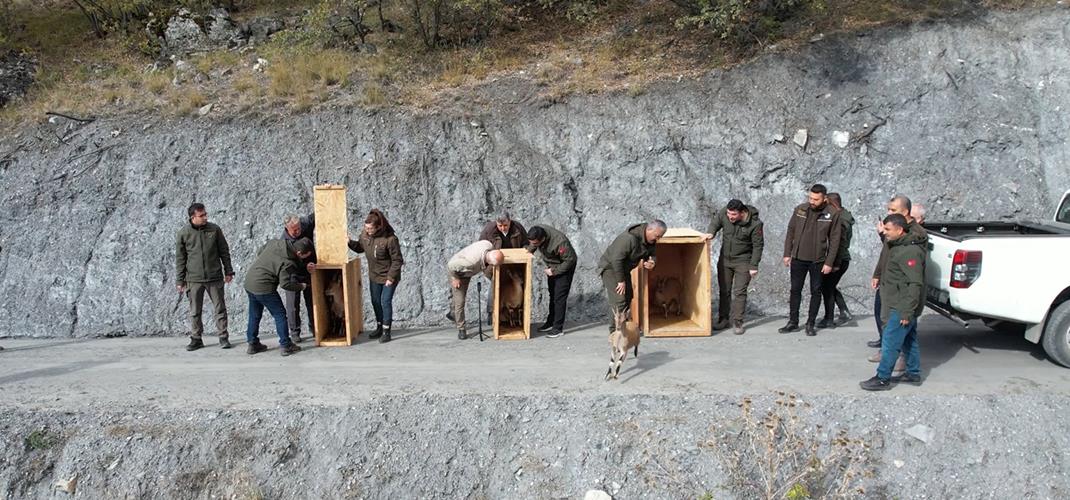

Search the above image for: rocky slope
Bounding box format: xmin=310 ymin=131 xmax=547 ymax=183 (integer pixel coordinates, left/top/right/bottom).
xmin=0 ymin=7 xmax=1067 ymax=338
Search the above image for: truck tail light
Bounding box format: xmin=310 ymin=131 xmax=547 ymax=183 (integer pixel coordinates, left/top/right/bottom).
xmin=950 ymin=250 xmax=982 ymax=289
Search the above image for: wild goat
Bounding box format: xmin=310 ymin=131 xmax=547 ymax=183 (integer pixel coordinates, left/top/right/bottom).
xmin=323 ymin=273 xmax=346 ymax=338
xmin=605 ymin=310 xmax=640 ymax=381
xmin=498 ymin=268 xmax=524 ymax=327
xmin=654 ymin=276 xmax=683 ymax=318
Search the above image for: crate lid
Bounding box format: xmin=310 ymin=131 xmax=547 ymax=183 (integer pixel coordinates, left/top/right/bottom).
xmin=662 ymin=227 xmax=704 ymax=238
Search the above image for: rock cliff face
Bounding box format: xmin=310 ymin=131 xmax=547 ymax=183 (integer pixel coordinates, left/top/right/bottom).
xmin=0 ymin=8 xmax=1067 ymax=338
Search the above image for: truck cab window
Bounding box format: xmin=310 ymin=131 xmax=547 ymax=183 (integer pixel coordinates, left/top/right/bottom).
xmin=1059 ymin=194 xmax=1070 ymax=224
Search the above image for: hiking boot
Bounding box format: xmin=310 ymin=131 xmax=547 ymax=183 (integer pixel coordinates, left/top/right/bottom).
xmin=866 ymin=339 xmax=882 ymax=348
xmin=369 ymin=323 xmax=383 ymax=339
xmin=219 ymin=339 xmax=232 ymax=349
xmin=379 ymin=327 xmax=392 ymax=343
xmin=280 ymin=343 xmax=302 ymax=356
xmin=836 ymin=311 xmax=853 ymax=325
xmin=712 ymin=318 xmax=730 ymax=331
xmin=733 ymin=322 xmax=745 ymax=335
xmin=546 ymin=329 xmax=563 ymax=338
xmin=246 ymin=342 xmax=267 ymax=355
xmin=445 ymin=311 xmax=455 ymax=322
xmin=291 ymin=333 xmax=303 ymax=344
xmin=860 ymin=376 xmax=892 ymax=391
xmin=458 ymin=329 xmax=467 ymax=340
xmin=897 ymin=373 xmax=922 ymax=386
xmin=186 ymin=338 xmax=204 ymax=351
xmin=778 ymin=323 xmax=799 ymax=334
xmin=816 ymin=317 xmax=835 ymax=329
xmin=805 ymin=323 xmax=817 ymax=336
xmin=867 ymin=352 xmax=881 ymax=363
xmin=537 ymin=322 xmax=555 ymax=333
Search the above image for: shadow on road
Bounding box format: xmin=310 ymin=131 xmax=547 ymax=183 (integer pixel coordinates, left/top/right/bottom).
xmin=920 ymin=316 xmax=1056 ymax=375
xmin=620 ymin=350 xmax=674 ymax=384
xmin=0 ymin=360 xmax=115 ymax=385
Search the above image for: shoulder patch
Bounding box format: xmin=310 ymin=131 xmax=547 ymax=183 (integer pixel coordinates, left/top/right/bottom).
xmin=558 ymin=245 xmax=567 ymax=256
xmin=906 ymin=259 xmax=917 ymax=267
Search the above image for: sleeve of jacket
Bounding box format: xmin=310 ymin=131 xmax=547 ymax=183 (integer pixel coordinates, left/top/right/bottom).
xmin=387 ymin=237 xmax=404 ymax=282
xmin=610 ymin=235 xmax=633 ymax=284
xmin=348 ymin=239 xmax=364 ymax=253
xmin=552 ymin=241 xmax=578 ymax=275
xmin=304 ymin=213 xmax=315 ymax=230
xmin=872 ymin=244 xmax=888 ymax=280
xmin=447 ymin=252 xmax=468 ymax=278
xmin=478 ymin=222 xmax=496 ymax=243
xmin=278 ymin=261 xmax=304 ymax=291
xmin=707 ymin=211 xmax=723 ymax=236
xmin=750 ymin=221 xmax=764 ymax=269
xmin=175 ymin=230 xmax=188 ymax=285
xmin=824 ymin=211 xmax=842 ymax=267
xmin=217 ymin=228 xmax=234 ymax=276
xmin=782 ymin=211 xmax=797 ymax=259
xmin=512 ymin=222 xmax=528 ymax=248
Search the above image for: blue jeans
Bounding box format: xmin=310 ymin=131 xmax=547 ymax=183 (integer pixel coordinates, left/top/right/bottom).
xmin=876 ymin=310 xmax=921 ymax=380
xmin=369 ymin=281 xmax=397 ymax=325
xmin=246 ymin=291 xmax=291 ymax=346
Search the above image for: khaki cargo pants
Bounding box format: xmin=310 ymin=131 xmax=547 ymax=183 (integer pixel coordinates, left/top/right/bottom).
xmin=187 ymin=280 xmax=228 ymax=340
xmin=717 ymin=259 xmax=753 ymax=324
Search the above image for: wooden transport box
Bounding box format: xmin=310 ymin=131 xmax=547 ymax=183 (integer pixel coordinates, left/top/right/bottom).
xmin=310 ymin=184 xmax=363 ymax=346
xmin=493 ymin=248 xmax=533 ymax=340
xmin=630 ymin=228 xmax=712 ymax=337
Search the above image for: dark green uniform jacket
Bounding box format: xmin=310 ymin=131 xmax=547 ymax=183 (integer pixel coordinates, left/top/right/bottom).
xmin=836 ymin=208 xmax=855 ymax=266
xmin=782 ymin=202 xmax=842 ymax=266
xmin=878 ymin=235 xmax=927 ymax=323
xmin=873 ymin=220 xmax=927 ymax=280
xmin=244 ymin=239 xmax=307 ymax=295
xmin=597 ymin=223 xmax=656 ymax=284
xmin=707 ymin=205 xmax=764 ymax=270
xmin=526 ymin=225 xmax=577 ymax=275
xmin=348 ymin=230 xmax=404 ymax=284
xmin=176 ymin=222 xmax=234 ymax=285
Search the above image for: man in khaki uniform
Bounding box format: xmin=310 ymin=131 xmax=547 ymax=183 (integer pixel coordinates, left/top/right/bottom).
xmin=597 ymin=220 xmax=666 ymax=333
xmin=446 ymin=241 xmax=504 ymax=339
xmin=176 ymin=203 xmax=235 ymax=351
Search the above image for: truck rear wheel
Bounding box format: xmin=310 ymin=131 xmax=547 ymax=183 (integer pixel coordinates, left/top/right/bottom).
xmin=1042 ymin=301 xmax=1070 ymax=368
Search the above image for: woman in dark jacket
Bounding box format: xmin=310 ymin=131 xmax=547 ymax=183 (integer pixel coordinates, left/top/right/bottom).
xmin=820 ymin=193 xmax=854 ymax=328
xmin=348 ymin=209 xmax=404 ymax=343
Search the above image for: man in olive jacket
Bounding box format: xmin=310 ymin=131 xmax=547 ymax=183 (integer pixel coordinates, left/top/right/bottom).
xmin=176 ymin=203 xmax=235 ymax=351
xmin=526 ymin=225 xmax=578 ymax=338
xmin=860 ymin=213 xmax=925 ymax=391
xmin=244 ymin=238 xmax=314 ymax=356
xmin=597 ymin=220 xmax=666 ymax=333
xmin=780 ymin=184 xmax=842 ymax=336
xmin=282 ymin=213 xmax=316 ymax=343
xmin=703 ymin=199 xmax=764 ymax=335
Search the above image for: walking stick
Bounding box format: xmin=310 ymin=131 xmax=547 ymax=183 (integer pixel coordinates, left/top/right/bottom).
xmin=477 ymin=281 xmax=486 ymax=341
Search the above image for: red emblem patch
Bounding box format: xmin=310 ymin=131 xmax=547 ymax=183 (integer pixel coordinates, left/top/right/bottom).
xmin=558 ymin=246 xmax=567 ymax=255
xmin=906 ymin=259 xmax=917 ymax=267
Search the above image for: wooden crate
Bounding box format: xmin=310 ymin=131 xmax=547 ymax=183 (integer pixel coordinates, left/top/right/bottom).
xmin=630 ymin=228 xmax=712 ymax=337
xmin=493 ymin=248 xmax=533 ymax=340
xmin=310 ymin=256 xmax=364 ymax=347
xmin=313 ymin=184 xmax=350 ymax=266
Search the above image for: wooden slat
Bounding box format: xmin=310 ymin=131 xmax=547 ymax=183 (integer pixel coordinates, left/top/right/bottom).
xmin=494 ymin=249 xmax=532 ymax=340
xmin=343 ymin=258 xmax=363 ymax=345
xmin=313 ymin=185 xmax=349 ymax=266
xmin=311 ymin=267 xmax=328 ymax=346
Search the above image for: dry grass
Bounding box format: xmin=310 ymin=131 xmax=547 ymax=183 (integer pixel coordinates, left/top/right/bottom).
xmin=0 ymin=0 xmax=1062 ymax=125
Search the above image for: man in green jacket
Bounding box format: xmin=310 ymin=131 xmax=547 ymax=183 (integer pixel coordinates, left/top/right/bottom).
xmin=244 ymin=238 xmax=314 ymax=356
xmin=597 ymin=220 xmax=666 ymax=333
xmin=703 ymin=199 xmax=764 ymax=335
xmin=860 ymin=213 xmax=925 ymax=391
xmin=176 ymin=203 xmax=235 ymax=351
xmin=819 ymin=193 xmax=854 ymax=328
xmin=526 ymin=225 xmax=578 ymax=338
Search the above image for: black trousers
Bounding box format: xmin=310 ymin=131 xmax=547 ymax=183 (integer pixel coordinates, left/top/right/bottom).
xmin=821 ymin=259 xmax=850 ymax=320
xmin=545 ymin=270 xmax=574 ymax=330
xmin=789 ymin=259 xmax=824 ymax=325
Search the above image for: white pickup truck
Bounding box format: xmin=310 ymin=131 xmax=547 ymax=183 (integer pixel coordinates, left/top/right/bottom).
xmin=924 ymin=190 xmax=1070 ymax=367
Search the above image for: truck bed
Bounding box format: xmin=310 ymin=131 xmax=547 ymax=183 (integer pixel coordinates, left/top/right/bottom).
xmin=924 ymin=221 xmax=1070 ymax=241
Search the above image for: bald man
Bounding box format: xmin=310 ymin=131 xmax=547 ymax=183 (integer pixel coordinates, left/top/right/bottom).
xmin=446 ymin=241 xmax=504 ymax=340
